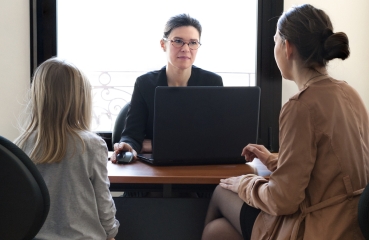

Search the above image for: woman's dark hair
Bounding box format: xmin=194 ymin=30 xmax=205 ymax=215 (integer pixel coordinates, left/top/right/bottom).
xmin=277 ymin=4 xmax=350 ymax=68
xmin=163 ymin=13 xmax=202 ymax=39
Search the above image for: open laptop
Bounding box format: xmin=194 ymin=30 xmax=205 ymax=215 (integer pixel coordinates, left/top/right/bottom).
xmin=137 ymin=86 xmax=260 ymax=166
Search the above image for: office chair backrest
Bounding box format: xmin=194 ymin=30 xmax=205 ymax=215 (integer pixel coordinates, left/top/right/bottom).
xmin=0 ymin=135 xmax=50 ymax=240
xmin=358 ymin=182 xmax=369 ymax=240
xmin=112 ymin=101 xmax=130 ymax=147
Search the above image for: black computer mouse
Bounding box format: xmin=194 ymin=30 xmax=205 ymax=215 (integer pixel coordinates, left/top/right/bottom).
xmin=116 ymin=152 xmax=134 ymax=164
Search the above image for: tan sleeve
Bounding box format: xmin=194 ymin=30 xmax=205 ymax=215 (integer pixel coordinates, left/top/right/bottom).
xmin=265 ymin=154 xmax=278 ymax=172
xmin=237 ymin=100 xmax=317 ymax=216
xmin=238 ymin=174 xmax=268 ymax=206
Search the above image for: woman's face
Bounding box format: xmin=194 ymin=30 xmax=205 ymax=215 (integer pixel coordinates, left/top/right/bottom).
xmin=274 ymin=29 xmax=290 ymax=80
xmin=161 ymin=26 xmax=200 ymax=71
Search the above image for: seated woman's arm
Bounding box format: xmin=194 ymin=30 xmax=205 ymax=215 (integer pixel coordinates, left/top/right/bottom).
xmin=238 ymin=101 xmax=316 ymax=216
xmin=119 ymin=81 xmax=148 ymax=153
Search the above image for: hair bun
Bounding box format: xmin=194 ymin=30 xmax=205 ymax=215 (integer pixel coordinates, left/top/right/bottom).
xmin=323 ymin=32 xmax=350 ymax=61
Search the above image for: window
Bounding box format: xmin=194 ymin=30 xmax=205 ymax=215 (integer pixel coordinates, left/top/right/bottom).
xmin=30 ymin=0 xmax=283 ymax=152
xmin=56 ymin=0 xmax=257 ymax=131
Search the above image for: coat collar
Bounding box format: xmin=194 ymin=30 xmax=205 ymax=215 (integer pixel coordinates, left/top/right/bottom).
xmin=289 ymin=76 xmax=331 ymax=100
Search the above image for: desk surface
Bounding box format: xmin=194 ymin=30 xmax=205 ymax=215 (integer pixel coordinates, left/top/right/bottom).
xmin=108 ymin=159 xmax=270 ymax=184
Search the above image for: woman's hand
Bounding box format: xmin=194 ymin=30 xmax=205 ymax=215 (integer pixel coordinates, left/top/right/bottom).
xmin=219 ymin=176 xmax=244 ymax=193
xmin=241 ymin=144 xmax=271 ymax=166
xmin=220 ymin=174 xmax=257 ymax=193
xmin=110 ymin=142 xmax=137 ymax=164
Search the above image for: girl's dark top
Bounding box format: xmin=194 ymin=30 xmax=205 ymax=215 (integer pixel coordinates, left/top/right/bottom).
xmin=120 ymin=65 xmax=223 ymax=153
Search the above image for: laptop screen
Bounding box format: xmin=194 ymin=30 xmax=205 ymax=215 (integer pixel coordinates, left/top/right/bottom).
xmin=148 ymin=86 xmax=260 ymax=165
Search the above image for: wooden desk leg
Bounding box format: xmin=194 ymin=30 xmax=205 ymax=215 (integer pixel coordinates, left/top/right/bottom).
xmin=163 ymin=184 xmax=172 ymax=198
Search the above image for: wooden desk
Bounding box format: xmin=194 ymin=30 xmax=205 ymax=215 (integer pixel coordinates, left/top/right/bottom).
xmin=108 ymin=160 xmax=257 ymax=184
xmin=108 ymin=158 xmax=271 ymax=196
xmin=108 ymin=159 xmax=271 ymax=240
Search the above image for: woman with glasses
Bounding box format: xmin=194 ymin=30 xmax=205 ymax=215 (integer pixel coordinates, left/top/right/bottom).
xmin=202 ymin=4 xmax=369 ymax=240
xmin=111 ymin=13 xmax=223 ymax=162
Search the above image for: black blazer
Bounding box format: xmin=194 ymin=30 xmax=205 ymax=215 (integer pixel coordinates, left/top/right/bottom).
xmin=120 ymin=65 xmax=223 ymax=153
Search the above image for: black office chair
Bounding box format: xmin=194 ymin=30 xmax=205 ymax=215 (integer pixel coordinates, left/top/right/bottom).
xmin=112 ymin=101 xmax=130 ymax=147
xmin=0 ymin=135 xmax=50 ymax=240
xmin=358 ymin=183 xmax=369 ymax=240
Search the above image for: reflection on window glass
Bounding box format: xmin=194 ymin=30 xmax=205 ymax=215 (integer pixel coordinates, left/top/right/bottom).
xmin=58 ymin=0 xmax=257 ymax=131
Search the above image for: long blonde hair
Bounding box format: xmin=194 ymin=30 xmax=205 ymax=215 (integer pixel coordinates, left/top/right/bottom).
xmin=15 ymin=57 xmax=92 ymax=164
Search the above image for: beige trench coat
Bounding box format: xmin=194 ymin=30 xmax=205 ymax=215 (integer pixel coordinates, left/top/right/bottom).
xmin=239 ymin=77 xmax=369 ymax=240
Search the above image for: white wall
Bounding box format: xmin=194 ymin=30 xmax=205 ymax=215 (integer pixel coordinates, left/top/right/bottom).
xmin=282 ymin=0 xmax=369 ymax=111
xmin=0 ymin=0 xmax=30 ymax=141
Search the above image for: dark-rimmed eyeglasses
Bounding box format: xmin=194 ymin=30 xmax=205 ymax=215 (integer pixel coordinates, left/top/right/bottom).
xmin=163 ymin=38 xmax=201 ymax=50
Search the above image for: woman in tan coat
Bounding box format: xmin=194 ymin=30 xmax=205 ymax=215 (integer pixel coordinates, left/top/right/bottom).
xmin=202 ymin=4 xmax=369 ymax=240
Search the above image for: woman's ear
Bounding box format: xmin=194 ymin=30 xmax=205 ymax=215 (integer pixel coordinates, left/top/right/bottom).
xmin=160 ymin=39 xmax=166 ymax=52
xmin=285 ymin=40 xmax=293 ymax=60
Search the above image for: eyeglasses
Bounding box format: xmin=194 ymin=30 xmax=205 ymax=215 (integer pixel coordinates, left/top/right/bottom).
xmin=163 ymin=38 xmax=201 ymax=50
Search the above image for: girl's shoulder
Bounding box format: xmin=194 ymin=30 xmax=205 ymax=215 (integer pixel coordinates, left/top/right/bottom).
xmin=75 ymin=130 xmax=106 ymax=147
